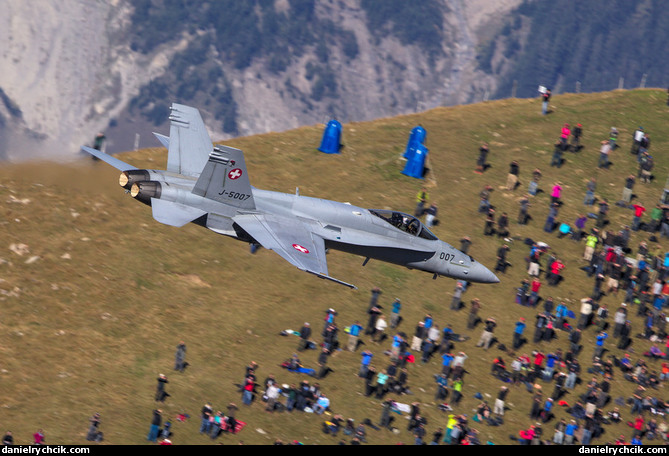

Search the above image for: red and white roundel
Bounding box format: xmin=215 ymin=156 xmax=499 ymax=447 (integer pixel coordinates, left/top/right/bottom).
xmin=228 ymin=168 xmax=243 ymax=180
xmin=292 ymin=244 xmax=310 ymax=254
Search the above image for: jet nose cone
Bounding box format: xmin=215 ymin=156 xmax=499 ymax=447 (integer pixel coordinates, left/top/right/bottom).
xmin=468 ymin=261 xmax=500 ymax=284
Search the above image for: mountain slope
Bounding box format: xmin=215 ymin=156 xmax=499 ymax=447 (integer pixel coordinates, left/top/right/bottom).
xmin=0 ymin=0 xmax=519 ymax=158
xmin=1 ymin=0 xmax=667 ymax=163
xmin=483 ymin=0 xmax=669 ymax=98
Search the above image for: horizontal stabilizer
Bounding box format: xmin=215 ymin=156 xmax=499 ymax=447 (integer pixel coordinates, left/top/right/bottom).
xmin=151 ymin=198 xmax=207 ymax=227
xmin=153 ymin=132 xmax=170 ymax=149
xmin=81 ymin=146 xmax=138 ymax=171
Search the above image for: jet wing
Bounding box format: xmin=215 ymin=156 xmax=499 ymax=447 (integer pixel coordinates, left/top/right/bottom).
xmin=81 ymin=146 xmax=138 ymax=172
xmin=233 ymin=214 xmax=356 ymax=289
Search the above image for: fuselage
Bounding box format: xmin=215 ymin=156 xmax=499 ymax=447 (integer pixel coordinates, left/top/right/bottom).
xmin=127 ymin=170 xmax=499 ymax=284
xmin=255 ymin=190 xmax=497 ymax=283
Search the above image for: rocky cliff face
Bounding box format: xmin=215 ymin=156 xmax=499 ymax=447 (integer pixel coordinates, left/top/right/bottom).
xmin=1 ymin=0 xmax=116 ymax=160
xmin=0 ymin=0 xmax=521 ymax=160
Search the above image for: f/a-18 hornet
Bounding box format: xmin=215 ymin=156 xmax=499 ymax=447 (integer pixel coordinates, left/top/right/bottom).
xmin=82 ymin=104 xmax=499 ymax=289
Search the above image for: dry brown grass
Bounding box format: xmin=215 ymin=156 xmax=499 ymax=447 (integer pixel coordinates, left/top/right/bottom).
xmin=0 ymin=89 xmax=667 ymax=445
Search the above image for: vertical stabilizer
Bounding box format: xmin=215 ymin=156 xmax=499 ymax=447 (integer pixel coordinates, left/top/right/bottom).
xmin=192 ymin=145 xmax=256 ymax=209
xmin=166 ymin=104 xmax=213 ymax=177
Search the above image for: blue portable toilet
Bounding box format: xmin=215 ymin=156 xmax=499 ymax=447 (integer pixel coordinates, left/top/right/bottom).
xmin=402 ymin=143 xmax=428 ymax=179
xmin=318 ymin=119 xmax=342 ymax=154
xmin=403 ymin=125 xmax=426 ymax=159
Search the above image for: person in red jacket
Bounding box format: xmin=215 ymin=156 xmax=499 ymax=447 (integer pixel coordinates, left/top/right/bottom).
xmin=548 ymin=258 xmax=565 ymax=286
xmin=632 ymin=202 xmax=646 ymax=231
xmin=532 ymin=350 xmax=546 ymax=382
xmin=529 ymin=278 xmax=542 ymax=307
xmin=633 ymin=415 xmax=645 ymax=436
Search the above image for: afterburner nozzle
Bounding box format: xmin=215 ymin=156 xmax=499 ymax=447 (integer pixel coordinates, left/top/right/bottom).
xmin=119 ymin=170 xmax=150 ymax=189
xmin=130 ymin=181 xmax=161 ymax=203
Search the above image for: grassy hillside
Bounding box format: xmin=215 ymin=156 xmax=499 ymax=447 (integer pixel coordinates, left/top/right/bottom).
xmin=0 ymin=89 xmax=667 ymax=445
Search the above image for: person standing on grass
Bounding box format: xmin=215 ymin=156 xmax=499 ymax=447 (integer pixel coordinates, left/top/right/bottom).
xmin=359 ymin=349 xmax=373 ymax=378
xmin=147 ymin=409 xmax=162 ymax=442
xmin=507 ymin=161 xmax=520 ymax=191
xmin=560 ymin=124 xmax=571 ymax=148
xmin=529 ymin=278 xmax=542 ymax=307
xmin=174 ymin=340 xmax=187 ymax=372
xmin=200 ymin=403 xmax=213 ymax=435
xmin=155 ymin=374 xmax=170 ymax=402
xmin=372 ymin=315 xmax=388 ymax=343
xmin=631 ymin=126 xmax=644 ymax=156
xmin=541 ymin=88 xmax=551 ymax=115
xmin=598 ymin=140 xmax=611 ymax=169
xmin=368 ymin=287 xmax=382 ymax=311
xmin=596 ymin=199 xmax=609 ymax=228
xmin=415 ymin=188 xmax=429 ymax=217
xmin=544 ymin=203 xmax=559 ymax=233
xmin=451 ymin=282 xmax=464 ymax=310
xmin=571 ymin=123 xmax=583 ymax=150
xmin=518 ymin=194 xmax=531 ymax=225
xmin=550 ymin=141 xmax=564 ymax=168
xmin=86 ymin=413 xmax=103 ymax=442
xmin=467 ymin=299 xmax=481 ymax=329
xmin=297 ymin=322 xmax=311 ymax=351
xmin=476 ymin=317 xmax=497 ymax=350
xmin=622 ymin=175 xmax=635 ymax=204
xmin=550 ymin=182 xmax=563 ymax=205
xmin=584 ymin=178 xmax=596 ymax=206
xmin=475 ymin=143 xmax=489 ymax=174
xmin=242 ymin=376 xmax=255 ymax=405
xmin=347 ymin=320 xmax=363 ymax=352
xmin=513 ymin=317 xmax=526 ymax=350
xmin=425 ymin=203 xmax=438 ymax=228
xmin=390 ymin=298 xmax=402 ymax=329
xmin=484 ymin=209 xmax=496 ymax=236
xmin=631 ymin=202 xmax=646 ymax=231
xmin=497 ymin=212 xmax=509 ymax=239
xmin=366 ymin=307 xmax=382 ymax=336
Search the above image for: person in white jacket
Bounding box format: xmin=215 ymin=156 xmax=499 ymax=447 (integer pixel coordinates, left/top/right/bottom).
xmin=578 ymin=298 xmax=593 ymax=329
xmin=265 ymin=383 xmax=281 ymax=412
xmin=373 ymin=315 xmax=388 ymax=342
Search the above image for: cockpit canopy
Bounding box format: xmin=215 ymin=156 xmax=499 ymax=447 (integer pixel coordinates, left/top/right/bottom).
xmin=369 ymin=209 xmax=438 ymax=240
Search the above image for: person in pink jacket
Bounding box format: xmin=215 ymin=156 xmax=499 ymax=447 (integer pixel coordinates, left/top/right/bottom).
xmin=560 ymin=123 xmax=571 ymax=147
xmin=551 ymin=182 xmax=563 ymax=205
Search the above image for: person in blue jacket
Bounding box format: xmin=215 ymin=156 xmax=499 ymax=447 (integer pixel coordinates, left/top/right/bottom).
xmin=390 ymin=298 xmax=402 ymax=328
xmin=359 ymin=350 xmax=373 ymax=377
xmin=513 ymin=318 xmax=526 ymax=350
xmin=593 ymin=332 xmax=608 ymax=359
xmin=564 ymin=420 xmax=578 ymax=445
xmin=347 ymin=321 xmax=363 ymax=352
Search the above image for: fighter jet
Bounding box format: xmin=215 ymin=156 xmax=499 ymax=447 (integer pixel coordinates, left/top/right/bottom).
xmin=81 ymin=103 xmax=499 ymax=289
